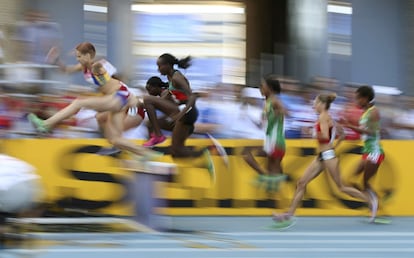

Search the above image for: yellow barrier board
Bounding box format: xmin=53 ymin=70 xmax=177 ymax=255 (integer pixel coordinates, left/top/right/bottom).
xmin=1 ymin=138 xmax=411 ymax=216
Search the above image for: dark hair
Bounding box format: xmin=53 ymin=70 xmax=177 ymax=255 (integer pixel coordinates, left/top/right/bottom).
xmin=356 ymin=85 xmax=375 ymax=102
xmin=264 ymin=75 xmax=281 ymax=94
xmin=146 ymin=76 xmax=168 ymax=88
xmin=75 ymin=42 xmax=96 ymax=58
xmin=317 ymin=93 xmax=337 ymax=110
xmin=159 ymin=53 xmax=192 ymax=69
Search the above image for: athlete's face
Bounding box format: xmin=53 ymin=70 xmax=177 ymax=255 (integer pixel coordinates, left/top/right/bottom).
xmin=157 ymin=58 xmax=169 ymax=75
xmin=355 ymin=93 xmax=367 ymax=108
xmin=76 ymin=50 xmax=92 ymax=66
xmin=313 ymin=98 xmax=323 ymax=114
xmin=259 ymin=80 xmax=269 ymax=97
xmin=146 ymin=84 xmax=161 ymax=96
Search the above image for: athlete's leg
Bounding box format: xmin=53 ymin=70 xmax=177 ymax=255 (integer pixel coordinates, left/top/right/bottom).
xmin=362 ymin=160 xmax=380 ymax=191
xmin=170 ymin=121 xmax=198 ymax=157
xmin=242 ymin=147 xmax=267 ymax=175
xmin=143 ymin=95 xmax=179 ymax=137
xmin=104 ymin=111 xmax=160 ymax=157
xmin=324 ymin=158 xmax=370 ymax=202
xmin=267 ymin=155 xmax=284 ymax=176
xmin=95 ymin=111 xmax=108 ymax=130
xmin=353 ymin=160 xmax=365 ymax=176
xmin=285 ymin=159 xmax=324 ymax=216
xmin=98 ymin=111 xmax=141 ymax=131
xmin=362 ymin=159 xmax=381 ymax=219
xmin=40 ymin=95 xmax=123 ymax=130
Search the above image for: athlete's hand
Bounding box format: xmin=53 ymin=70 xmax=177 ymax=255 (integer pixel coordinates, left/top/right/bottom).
xmin=45 ymin=46 xmax=60 ymax=64
xmin=337 ymin=117 xmax=350 ymax=127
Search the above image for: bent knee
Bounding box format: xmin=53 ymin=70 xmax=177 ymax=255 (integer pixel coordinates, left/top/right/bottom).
xmin=107 ymin=136 xmax=122 ymax=147
xmin=143 ymin=95 xmax=156 ymax=105
xmin=95 ymin=114 xmax=107 ymax=124
xmin=296 ymin=179 xmax=307 ymax=190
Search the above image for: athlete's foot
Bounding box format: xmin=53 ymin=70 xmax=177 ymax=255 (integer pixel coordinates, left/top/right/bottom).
xmin=138 ymin=150 xmax=164 ymax=162
xmin=27 ymin=113 xmax=50 ymax=134
xmin=253 ymin=174 xmax=287 ymax=193
xmin=367 ymin=189 xmax=378 ymax=223
xmin=203 ymin=149 xmax=216 ymax=181
xmin=143 ymin=134 xmax=166 ymax=147
xmin=272 ymin=212 xmax=292 ymax=222
xmin=96 ymin=146 xmax=122 ymax=156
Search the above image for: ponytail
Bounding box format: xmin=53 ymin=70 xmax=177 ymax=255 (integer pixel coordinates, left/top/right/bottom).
xmin=159 ymin=53 xmax=192 ymax=69
xmin=317 ymin=92 xmax=337 ymax=110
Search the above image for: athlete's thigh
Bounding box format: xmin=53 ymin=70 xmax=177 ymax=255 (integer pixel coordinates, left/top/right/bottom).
xmin=363 ymin=159 xmax=380 ymax=181
xmin=123 ymin=115 xmax=143 ymax=131
xmin=171 ymin=122 xmax=191 ymax=147
xmin=352 ymin=159 xmax=365 ymax=175
xmin=323 ymin=158 xmax=342 ymax=185
xmin=145 ymin=95 xmax=179 ymax=116
xmin=108 ymin=111 xmax=126 ymax=135
xmin=158 ymin=117 xmax=174 ymax=131
xmin=300 ymin=158 xmax=324 ymax=184
xmin=79 ymin=95 xmax=122 ymax=112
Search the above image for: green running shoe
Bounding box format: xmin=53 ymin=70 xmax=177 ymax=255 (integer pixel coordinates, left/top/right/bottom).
xmin=271 ymin=218 xmax=296 ymax=230
xmin=27 ymin=113 xmax=50 ymax=134
xmin=203 ymin=149 xmax=216 ymax=182
xmin=253 ymin=174 xmax=287 ymax=193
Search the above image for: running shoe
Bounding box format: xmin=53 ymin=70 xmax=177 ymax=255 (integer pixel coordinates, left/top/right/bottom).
xmin=203 ymin=149 xmax=216 ymax=182
xmin=27 ymin=113 xmax=50 ymax=134
xmin=253 ymin=174 xmax=287 ymax=193
xmin=138 ymin=150 xmax=164 ymax=162
xmin=143 ymin=135 xmax=166 ymax=147
xmin=271 ymin=218 xmax=296 ymax=230
xmin=96 ymin=146 xmax=122 ymax=156
xmin=271 ymin=212 xmax=296 ymax=230
xmin=272 ymin=212 xmax=291 ymax=222
xmin=371 ymin=217 xmax=392 ymax=224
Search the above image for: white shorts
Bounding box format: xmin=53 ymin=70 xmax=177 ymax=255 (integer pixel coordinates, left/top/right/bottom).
xmin=318 ymin=149 xmax=337 ymax=161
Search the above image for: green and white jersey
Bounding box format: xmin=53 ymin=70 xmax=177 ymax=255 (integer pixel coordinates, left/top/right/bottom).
xmin=263 ymin=97 xmax=285 ymax=154
xmin=359 ymin=106 xmax=384 ymax=154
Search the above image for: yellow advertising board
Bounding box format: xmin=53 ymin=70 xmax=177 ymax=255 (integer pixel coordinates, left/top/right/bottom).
xmin=1 ymin=138 xmax=411 ymax=216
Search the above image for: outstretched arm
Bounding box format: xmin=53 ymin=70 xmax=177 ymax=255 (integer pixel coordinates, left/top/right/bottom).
xmin=46 ymin=46 xmax=82 ymax=74
xmin=339 ymin=108 xmax=379 ymax=136
xmin=333 ymin=123 xmax=346 ymax=149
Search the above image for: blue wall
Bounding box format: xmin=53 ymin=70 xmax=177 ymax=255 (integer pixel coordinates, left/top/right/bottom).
xmin=351 ymin=0 xmax=406 ymax=91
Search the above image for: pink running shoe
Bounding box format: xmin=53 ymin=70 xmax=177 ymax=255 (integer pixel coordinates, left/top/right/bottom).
xmin=143 ymin=135 xmax=166 ymax=147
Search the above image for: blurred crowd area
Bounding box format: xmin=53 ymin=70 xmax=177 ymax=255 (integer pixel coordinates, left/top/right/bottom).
xmin=0 ymin=9 xmax=412 ymax=141
xmin=0 ymin=71 xmax=414 ymax=141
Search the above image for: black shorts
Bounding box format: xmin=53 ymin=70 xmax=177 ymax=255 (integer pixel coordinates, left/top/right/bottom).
xmin=181 ymin=105 xmax=199 ymax=126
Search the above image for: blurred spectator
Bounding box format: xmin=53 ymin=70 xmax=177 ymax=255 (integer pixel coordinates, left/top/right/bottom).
xmin=389 ymin=95 xmax=414 ymax=139
xmin=0 ymin=27 xmax=5 ymax=64
xmin=336 ymin=84 xmax=364 ymax=140
xmin=279 ymin=77 xmax=316 ymax=138
xmin=197 ymin=84 xmax=264 ymax=139
xmin=13 ymin=10 xmax=62 ymax=63
xmin=372 ymin=93 xmax=395 ymax=139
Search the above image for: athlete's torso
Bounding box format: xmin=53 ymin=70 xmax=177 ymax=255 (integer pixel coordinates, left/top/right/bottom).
xmin=83 ymin=59 xmax=122 ymax=95
xmin=168 ymin=70 xmax=190 ymax=104
xmin=359 ymin=106 xmax=383 ymax=154
xmin=264 ymin=96 xmax=285 ymax=146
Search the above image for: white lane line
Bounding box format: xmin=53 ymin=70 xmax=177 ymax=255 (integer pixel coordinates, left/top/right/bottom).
xmin=65 ymin=239 xmax=414 ymax=244
xmin=4 ymin=248 xmax=414 ymax=253
xmin=218 ymin=231 xmax=414 ymax=236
